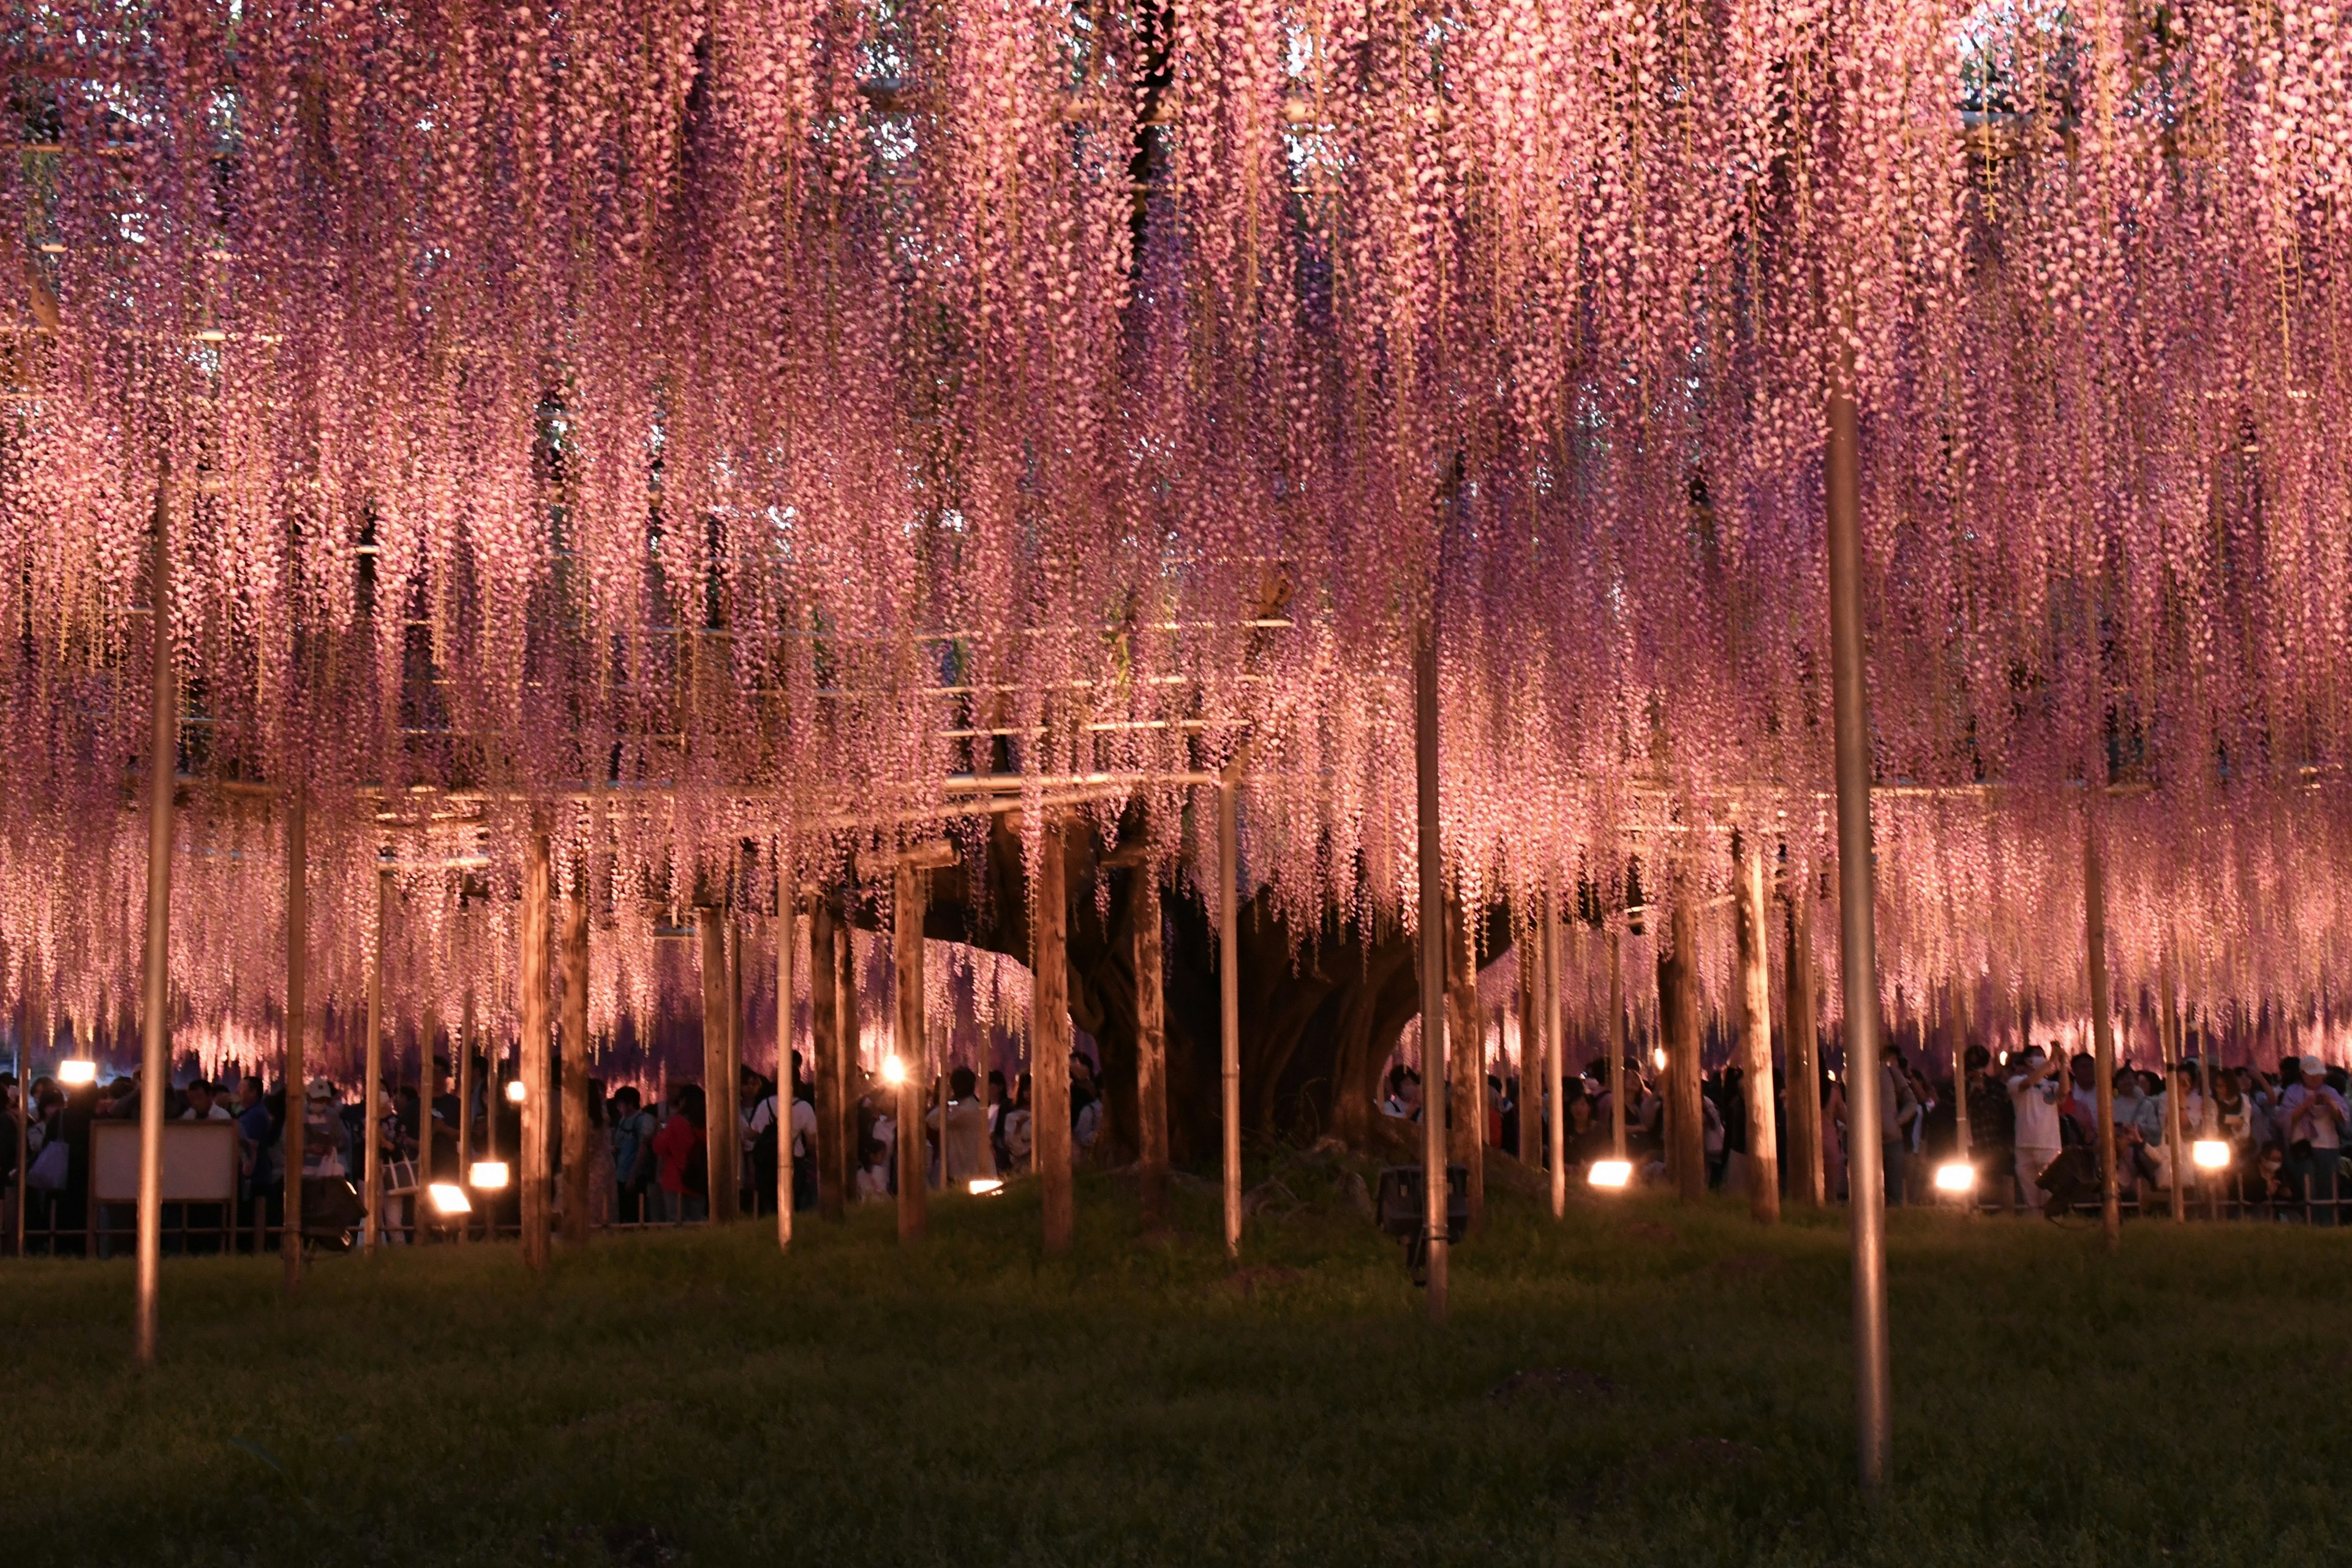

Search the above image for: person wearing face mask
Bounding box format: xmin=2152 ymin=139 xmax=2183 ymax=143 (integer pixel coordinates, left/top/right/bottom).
xmin=2278 ymin=1055 xmax=2349 ymax=1225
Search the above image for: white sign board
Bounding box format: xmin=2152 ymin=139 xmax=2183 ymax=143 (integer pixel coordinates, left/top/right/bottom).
xmin=90 ymin=1120 xmax=240 ymax=1205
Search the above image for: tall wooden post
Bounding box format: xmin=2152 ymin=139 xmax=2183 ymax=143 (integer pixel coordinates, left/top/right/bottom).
xmin=835 ymin=916 xmax=859 ymax=1197
xmin=1608 ymin=927 xmax=1627 ymax=1158
xmin=1783 ymin=886 xmax=1824 ymax=1205
xmin=775 ymin=891 xmax=796 ymax=1248
xmin=1657 ymin=892 xmax=1704 ymax=1203
xmin=1517 ymin=923 xmax=1542 ymax=1173
xmin=456 ymin=981 xmax=474 ymax=1245
xmin=1735 ymin=840 xmax=1780 ymax=1223
xmin=697 ymin=908 xmax=739 ymax=1225
xmin=1218 ymin=774 xmax=1242 ymax=1256
xmin=1033 ymin=821 xmax=1074 ymax=1253
xmin=2160 ymin=944 xmax=2185 ymax=1221
xmin=1134 ymin=867 xmax=1169 ymax=1229
xmin=726 ymin=918 xmax=744 ymax=1203
xmin=1544 ymin=896 xmax=1566 ymax=1217
xmin=11 ymin=982 xmax=28 ymax=1257
xmin=894 ymin=861 xmax=928 ymax=1241
xmin=133 ymin=472 xmax=176 ymax=1365
xmin=417 ymin=1005 xmax=440 ymax=1243
xmin=519 ymin=814 xmax=552 ymax=1272
xmin=810 ymin=900 xmax=845 ymax=1221
xmin=282 ymin=788 xmax=307 ymax=1283
xmin=1828 ymin=324 xmax=1891 ymax=1490
xmin=559 ymin=896 xmax=590 ymax=1243
xmin=2084 ymin=818 xmax=2120 ymax=1245
xmin=1414 ymin=621 xmax=1447 ymax=1320
xmin=361 ymin=865 xmax=388 ymax=1257
xmin=1950 ymin=976 xmax=1972 ymax=1185
xmin=1445 ymin=895 xmax=1485 ymax=1232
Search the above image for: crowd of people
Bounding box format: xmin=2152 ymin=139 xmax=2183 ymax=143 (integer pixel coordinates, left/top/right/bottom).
xmin=1381 ymin=1041 xmax=2352 ymax=1224
xmin=6 ymin=1031 xmax=2346 ymax=1253
xmin=0 ymin=1042 xmax=1121 ymax=1254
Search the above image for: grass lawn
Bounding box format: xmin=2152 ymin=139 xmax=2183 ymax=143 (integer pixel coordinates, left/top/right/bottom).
xmin=8 ymin=1153 xmax=2351 ymax=1567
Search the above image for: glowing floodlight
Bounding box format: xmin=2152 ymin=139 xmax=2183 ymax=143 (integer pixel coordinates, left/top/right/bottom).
xmin=1649 ymin=1047 xmax=1667 ymax=1071
xmin=1588 ymin=1159 xmax=1634 ymax=1189
xmin=428 ymin=1182 xmax=472 ymax=1215
xmin=469 ymin=1160 xmax=511 ymax=1189
xmin=2192 ymin=1139 xmax=2233 ymax=1171
xmin=1933 ymin=1161 xmax=1977 ymax=1194
xmin=57 ymin=1059 xmax=98 ymax=1087
xmin=967 ymin=1177 xmax=1006 ymax=1196
xmin=881 ymin=1056 xmax=908 ymax=1087
xmin=505 ymin=1080 xmax=527 ymax=1104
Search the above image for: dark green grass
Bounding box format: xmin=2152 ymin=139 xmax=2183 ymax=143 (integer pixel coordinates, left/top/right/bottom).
xmin=7 ymin=1155 xmax=2350 ymax=1567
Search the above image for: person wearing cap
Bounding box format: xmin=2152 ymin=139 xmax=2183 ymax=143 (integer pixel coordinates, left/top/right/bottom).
xmin=2007 ymin=1044 xmax=2065 ymax=1213
xmin=300 ymin=1079 xmax=353 ymax=1180
xmin=2278 ymin=1055 xmax=2348 ymax=1225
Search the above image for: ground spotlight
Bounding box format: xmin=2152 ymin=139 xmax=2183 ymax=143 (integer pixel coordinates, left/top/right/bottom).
xmin=469 ymin=1160 xmax=511 ymax=1189
xmin=428 ymin=1182 xmax=472 ymax=1215
xmin=505 ymin=1080 xmax=527 ymax=1104
xmin=967 ymin=1177 xmax=1005 ymax=1196
xmin=2192 ymin=1139 xmax=2232 ymax=1171
xmin=881 ymin=1056 xmax=908 ymax=1086
xmin=1587 ymin=1159 xmax=1633 ymax=1189
xmin=57 ymin=1059 xmax=97 ymax=1086
xmin=1933 ymin=1161 xmax=1977 ymax=1194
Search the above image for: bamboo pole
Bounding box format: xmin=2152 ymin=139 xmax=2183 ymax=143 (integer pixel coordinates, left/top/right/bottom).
xmin=1783 ymin=886 xmax=1824 ymax=1206
xmin=1735 ymin=839 xmax=1780 ymax=1223
xmin=1218 ymin=773 xmax=1242 ymax=1256
xmin=1608 ymin=929 xmax=1627 ymax=1159
xmin=456 ymin=983 xmax=474 ymax=1245
xmin=1828 ymin=325 xmax=1892 ymax=1491
xmin=1657 ymin=892 xmax=1704 ymax=1204
xmin=2160 ymin=945 xmax=2185 ymax=1222
xmin=2085 ymin=819 xmax=2120 ymax=1246
xmin=559 ymin=897 xmax=590 ymax=1243
xmin=835 ymin=917 xmax=859 ymax=1206
xmin=1544 ymin=894 xmax=1566 ymax=1218
xmin=1033 ymin=820 xmax=1074 ymax=1254
xmin=519 ymin=816 xmax=552 ymax=1271
xmin=133 ymin=470 xmax=176 ymax=1365
xmin=697 ymin=909 xmax=738 ymax=1226
xmin=775 ymin=896 xmax=795 ymax=1250
xmin=894 ymin=860 xmax=928 ymax=1241
xmin=361 ymin=865 xmax=388 ymax=1258
xmin=417 ymin=1005 xmax=439 ymax=1245
xmin=1414 ymin=622 xmax=1448 ymax=1321
xmin=811 ymin=900 xmax=845 ymax=1221
xmin=728 ymin=918 xmax=744 ymax=1208
xmin=1517 ymin=924 xmax=1542 ymax=1175
xmin=11 ymin=982 xmax=26 ymax=1257
xmin=1134 ymin=866 xmax=1169 ymax=1229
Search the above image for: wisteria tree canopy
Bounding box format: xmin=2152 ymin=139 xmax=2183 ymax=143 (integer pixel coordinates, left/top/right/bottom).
xmin=2 ymin=0 xmax=2348 ymax=1094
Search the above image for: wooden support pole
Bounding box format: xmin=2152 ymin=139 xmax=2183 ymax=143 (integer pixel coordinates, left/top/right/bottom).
xmin=2160 ymin=945 xmax=2185 ymax=1222
xmin=281 ymin=789 xmax=307 ymax=1281
xmin=456 ymin=982 xmax=474 ymax=1245
xmin=1950 ymin=976 xmax=1972 ymax=1186
xmin=559 ymin=897 xmax=590 ymax=1244
xmin=2085 ymin=819 xmax=2120 ymax=1246
xmin=1544 ymin=895 xmax=1566 ymax=1218
xmin=775 ymin=896 xmax=796 ymax=1249
xmin=1218 ymin=774 xmax=1242 ymax=1256
xmin=835 ymin=917 xmax=859 ymax=1202
xmin=894 ymin=861 xmax=928 ymax=1242
xmin=1444 ymin=895 xmax=1485 ymax=1232
xmin=810 ymin=900 xmax=845 ymax=1222
xmin=727 ymin=918 xmax=744 ymax=1207
xmin=519 ymin=815 xmax=552 ymax=1271
xmin=10 ymin=982 xmax=27 ymax=1257
xmin=698 ymin=908 xmax=739 ymax=1226
xmin=134 ymin=472 xmax=176 ymax=1364
xmin=1657 ymin=892 xmax=1704 ymax=1203
xmin=362 ymin=865 xmax=388 ymax=1257
xmin=1134 ymin=865 xmax=1169 ymax=1229
xmin=1607 ymin=928 xmax=1627 ymax=1159
xmin=417 ymin=1006 xmax=439 ymax=1245
xmin=1782 ymin=886 xmax=1824 ymax=1206
xmin=1414 ymin=621 xmax=1447 ymax=1321
xmin=1735 ymin=840 xmax=1780 ymax=1223
xmin=1033 ymin=821 xmax=1074 ymax=1254
xmin=1517 ymin=924 xmax=1542 ymax=1174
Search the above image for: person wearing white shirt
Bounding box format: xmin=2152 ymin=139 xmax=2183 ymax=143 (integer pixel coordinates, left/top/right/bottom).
xmin=2007 ymin=1046 xmax=2064 ymax=1211
xmin=177 ymin=1079 xmax=233 ymax=1121
xmin=2278 ymin=1056 xmax=2350 ymax=1225
xmin=927 ymin=1067 xmax=998 ymax=1185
